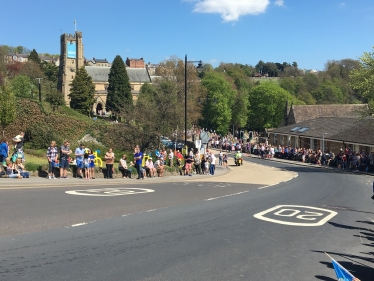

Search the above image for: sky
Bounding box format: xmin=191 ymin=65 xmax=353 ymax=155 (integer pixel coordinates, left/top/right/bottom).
xmin=1 ymin=0 xmax=374 ymax=71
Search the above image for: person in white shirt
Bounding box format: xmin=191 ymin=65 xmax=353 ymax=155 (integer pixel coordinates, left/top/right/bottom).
xmin=168 ymin=149 xmax=174 ymax=167
xmin=209 ymin=153 xmax=216 ymax=175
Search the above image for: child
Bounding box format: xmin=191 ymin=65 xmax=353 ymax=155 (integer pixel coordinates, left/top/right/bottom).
xmin=84 ymin=152 xmax=90 ymax=179
xmin=88 ymin=149 xmax=95 ymax=179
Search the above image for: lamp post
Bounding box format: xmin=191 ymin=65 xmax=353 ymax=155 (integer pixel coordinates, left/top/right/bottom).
xmin=322 ymin=132 xmax=328 ymax=153
xmin=184 ymin=54 xmax=203 ymax=151
xmin=35 ymin=78 xmax=44 ymax=102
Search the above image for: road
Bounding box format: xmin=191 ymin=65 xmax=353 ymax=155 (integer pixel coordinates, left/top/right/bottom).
xmin=0 ymin=158 xmax=373 ymax=280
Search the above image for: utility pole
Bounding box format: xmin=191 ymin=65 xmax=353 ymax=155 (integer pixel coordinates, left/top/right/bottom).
xmin=35 ymin=78 xmax=44 ymax=102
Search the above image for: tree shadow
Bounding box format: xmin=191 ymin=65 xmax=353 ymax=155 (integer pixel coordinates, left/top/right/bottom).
xmin=357 ymin=220 xmax=374 ymax=225
xmin=315 ymin=275 xmax=335 ymax=281
xmin=328 ymin=221 xmax=374 ymax=232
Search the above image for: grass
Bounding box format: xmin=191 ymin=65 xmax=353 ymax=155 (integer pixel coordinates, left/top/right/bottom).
xmin=24 ymin=153 xmax=46 ymax=166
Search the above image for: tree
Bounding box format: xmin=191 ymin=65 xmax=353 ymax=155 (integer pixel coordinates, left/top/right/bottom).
xmin=248 ymin=82 xmax=301 ymax=129
xmin=107 ymin=55 xmax=132 ymax=115
xmin=200 ymin=72 xmax=236 ymax=134
xmin=69 ymin=66 xmax=95 ymax=116
xmin=0 ymin=83 xmax=16 ymax=136
xmin=9 ymin=75 xmax=33 ymax=98
xmin=231 ymin=89 xmax=250 ymax=129
xmin=45 ymin=81 xmax=65 ymax=111
xmin=350 ymin=47 xmax=374 ymax=101
xmin=41 ymin=61 xmax=59 ymax=83
xmin=28 ymin=49 xmax=41 ymax=65
xmin=312 ymin=81 xmax=344 ymax=104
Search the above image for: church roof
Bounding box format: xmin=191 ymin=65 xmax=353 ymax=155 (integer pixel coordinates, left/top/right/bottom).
xmin=85 ymin=66 xmax=151 ymax=83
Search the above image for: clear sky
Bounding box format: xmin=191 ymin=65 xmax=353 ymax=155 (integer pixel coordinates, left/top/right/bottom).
xmin=1 ymin=0 xmax=373 ymax=70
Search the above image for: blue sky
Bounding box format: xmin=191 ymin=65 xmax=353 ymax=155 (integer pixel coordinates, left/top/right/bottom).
xmin=1 ymin=0 xmax=373 ymax=70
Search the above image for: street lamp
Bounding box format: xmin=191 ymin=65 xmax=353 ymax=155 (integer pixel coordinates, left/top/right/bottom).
xmin=322 ymin=132 xmax=328 ymax=153
xmin=184 ymin=54 xmax=203 ymax=151
xmin=35 ymin=78 xmax=44 ymax=102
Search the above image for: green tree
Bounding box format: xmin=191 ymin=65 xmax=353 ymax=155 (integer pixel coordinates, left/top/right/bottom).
xmin=28 ymin=49 xmax=41 ymax=65
xmin=312 ymin=81 xmax=344 ymax=104
xmin=69 ymin=66 xmax=95 ymax=116
xmin=248 ymin=82 xmax=301 ymax=129
xmin=45 ymin=87 xmax=65 ymax=111
xmin=9 ymin=75 xmax=33 ymax=98
xmin=107 ymin=55 xmax=132 ymax=115
xmin=41 ymin=61 xmax=59 ymax=83
xmin=231 ymin=89 xmax=250 ymax=129
xmin=350 ymin=47 xmax=374 ymax=101
xmin=200 ymin=72 xmax=236 ymax=134
xmin=0 ymin=84 xmax=16 ymax=136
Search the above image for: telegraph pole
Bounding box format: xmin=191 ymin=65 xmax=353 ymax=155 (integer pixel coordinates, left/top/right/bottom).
xmin=35 ymin=78 xmax=44 ymax=102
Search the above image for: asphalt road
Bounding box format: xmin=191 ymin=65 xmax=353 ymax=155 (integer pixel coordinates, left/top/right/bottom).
xmin=0 ymin=159 xmax=373 ymax=281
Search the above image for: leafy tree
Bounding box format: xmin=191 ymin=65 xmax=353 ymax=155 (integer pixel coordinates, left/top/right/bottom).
xmin=28 ymin=49 xmax=41 ymax=65
xmin=231 ymin=89 xmax=250 ymax=129
xmin=19 ymin=61 xmax=45 ymax=80
xmin=107 ymin=55 xmax=132 ymax=115
xmin=312 ymin=80 xmax=343 ymax=104
xmin=200 ymin=72 xmax=236 ymax=134
xmin=0 ymin=46 xmax=7 ymax=86
xmin=9 ymin=75 xmax=33 ymax=98
xmin=350 ymin=47 xmax=374 ymax=102
xmin=45 ymin=87 xmax=65 ymax=111
xmin=69 ymin=66 xmax=95 ymax=116
xmin=248 ymin=82 xmax=302 ymax=129
xmin=41 ymin=61 xmax=59 ymax=83
xmin=0 ymin=83 xmax=16 ymax=136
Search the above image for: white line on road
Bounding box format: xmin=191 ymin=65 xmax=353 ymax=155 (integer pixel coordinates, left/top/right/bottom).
xmin=205 ymin=191 xmax=249 ymax=201
xmin=71 ymin=223 xmax=87 ymax=227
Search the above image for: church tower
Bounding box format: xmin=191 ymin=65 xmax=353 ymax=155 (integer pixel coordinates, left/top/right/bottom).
xmin=57 ymin=31 xmax=84 ymax=105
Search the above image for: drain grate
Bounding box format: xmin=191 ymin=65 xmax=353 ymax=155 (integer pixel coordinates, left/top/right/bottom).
xmin=322 ymin=205 xmax=354 ymax=211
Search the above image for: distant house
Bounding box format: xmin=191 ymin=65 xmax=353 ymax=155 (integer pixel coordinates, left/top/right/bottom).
xmin=85 ymin=58 xmax=111 ymax=67
xmin=126 ymin=57 xmax=145 ymax=68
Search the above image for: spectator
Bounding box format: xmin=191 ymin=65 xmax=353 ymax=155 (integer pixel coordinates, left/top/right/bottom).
xmin=184 ymin=154 xmax=193 ymax=176
xmin=88 ymin=149 xmax=96 ymax=179
xmin=209 ymin=152 xmax=216 ymax=175
xmin=145 ymin=158 xmax=156 ymax=178
xmin=0 ymin=137 xmax=8 ymax=169
xmin=46 ymin=141 xmax=58 ymax=180
xmin=119 ymin=154 xmax=131 ymax=179
xmin=134 ymin=146 xmax=144 ymax=180
xmin=83 ymin=152 xmax=90 ymax=180
xmin=6 ymin=159 xmax=22 ymax=179
xmin=12 ymin=132 xmax=25 ymax=161
xmin=154 ymin=157 xmax=164 ymax=177
xmin=105 ymin=148 xmax=115 ymax=179
xmin=75 ymin=143 xmax=86 ymax=178
xmin=223 ymin=154 xmax=228 ymax=169
xmin=59 ymin=140 xmax=72 ymax=179
xmin=194 ymin=151 xmax=201 ymax=174
xmin=168 ymin=149 xmax=174 ymax=167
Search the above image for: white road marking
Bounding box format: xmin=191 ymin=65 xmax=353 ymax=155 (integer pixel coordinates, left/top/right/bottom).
xmin=65 ymin=187 xmax=154 ymax=196
xmin=205 ymin=191 xmax=249 ymax=201
xmin=254 ymin=205 xmax=338 ymax=226
xmin=71 ymin=223 xmax=87 ymax=227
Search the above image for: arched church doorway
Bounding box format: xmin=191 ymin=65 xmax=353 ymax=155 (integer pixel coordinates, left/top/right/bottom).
xmin=96 ymin=103 xmax=103 ymax=115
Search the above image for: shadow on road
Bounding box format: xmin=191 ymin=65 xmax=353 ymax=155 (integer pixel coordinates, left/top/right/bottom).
xmin=312 ymin=219 xmax=374 ymax=280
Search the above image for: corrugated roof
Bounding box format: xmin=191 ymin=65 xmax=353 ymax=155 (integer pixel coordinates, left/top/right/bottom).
xmin=85 ymin=66 xmax=151 ymax=83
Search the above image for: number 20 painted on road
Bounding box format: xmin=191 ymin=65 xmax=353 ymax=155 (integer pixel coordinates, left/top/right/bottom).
xmin=254 ymin=205 xmax=338 ymax=226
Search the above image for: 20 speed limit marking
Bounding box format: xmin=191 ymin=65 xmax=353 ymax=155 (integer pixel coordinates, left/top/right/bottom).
xmin=65 ymin=187 xmax=154 ymax=197
xmin=253 ymin=205 xmax=337 ymax=226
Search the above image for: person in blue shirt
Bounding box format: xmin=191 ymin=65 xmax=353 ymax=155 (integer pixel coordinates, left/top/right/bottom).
xmin=0 ymin=138 xmax=9 ymax=169
xmin=133 ymin=146 xmax=144 ymax=179
xmin=74 ymin=143 xmax=86 ymax=178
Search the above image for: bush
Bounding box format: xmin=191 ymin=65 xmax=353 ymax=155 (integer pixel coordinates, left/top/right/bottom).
xmin=25 ymin=162 xmax=41 ymax=171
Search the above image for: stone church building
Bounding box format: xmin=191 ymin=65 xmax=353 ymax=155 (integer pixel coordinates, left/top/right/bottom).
xmin=57 ymin=31 xmax=151 ymax=114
